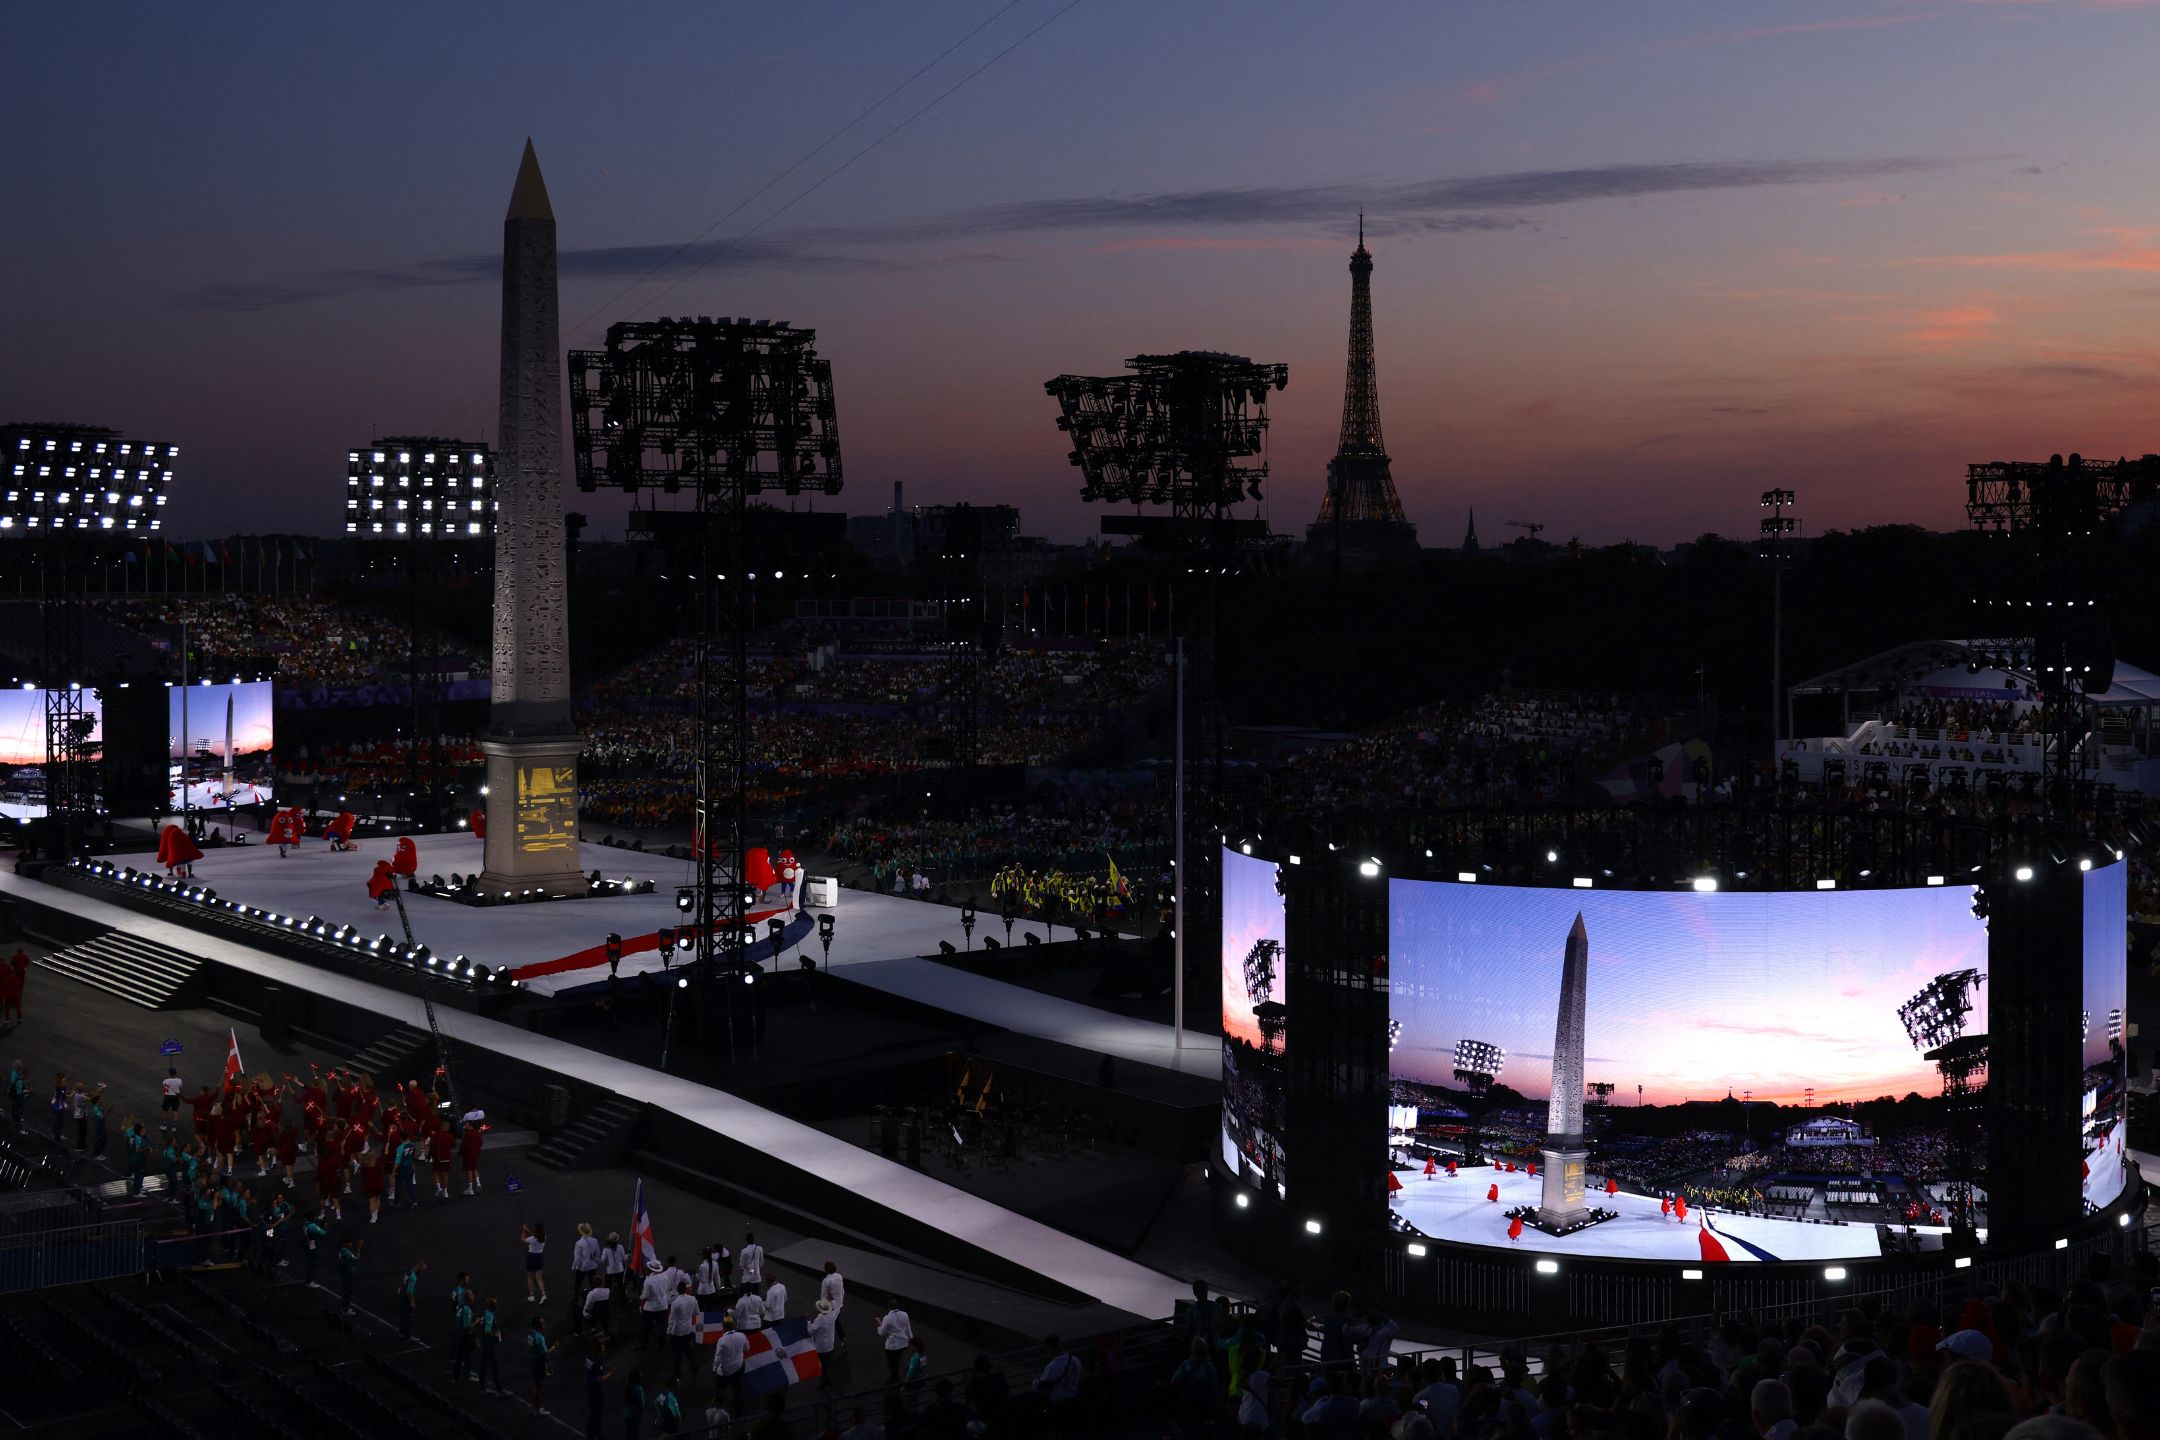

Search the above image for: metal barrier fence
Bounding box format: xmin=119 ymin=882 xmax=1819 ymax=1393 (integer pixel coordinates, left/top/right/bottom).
xmin=0 ymin=1218 xmax=150 ymax=1293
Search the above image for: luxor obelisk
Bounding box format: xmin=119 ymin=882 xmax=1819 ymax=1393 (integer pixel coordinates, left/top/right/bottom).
xmin=477 ymin=140 xmax=587 ymax=898
xmin=1536 ymin=913 xmax=1591 ymax=1228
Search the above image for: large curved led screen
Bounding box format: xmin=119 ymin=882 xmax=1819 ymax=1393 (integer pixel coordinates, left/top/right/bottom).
xmin=1221 ymin=848 xmax=1287 ymax=1194
xmin=1388 ymin=881 xmax=1989 ymax=1261
xmin=2082 ymin=860 xmax=2129 ymax=1214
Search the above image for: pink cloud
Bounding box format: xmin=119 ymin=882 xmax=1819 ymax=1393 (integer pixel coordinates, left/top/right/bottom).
xmin=1906 ymin=303 xmax=2001 ymax=344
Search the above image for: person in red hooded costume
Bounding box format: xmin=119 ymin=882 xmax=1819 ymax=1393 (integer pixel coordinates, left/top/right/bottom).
xmin=157 ymin=823 xmax=203 ymax=879
xmin=367 ymin=860 xmax=398 ymax=910
xmin=1486 ymin=1183 xmax=1500 ymax=1203
xmin=1507 ymin=1215 xmax=1523 ymax=1243
xmin=391 ymin=836 xmax=419 ymax=878
xmin=468 ymin=808 xmax=485 ymax=840
xmin=325 ymin=811 xmax=357 ymax=852
xmin=269 ymin=807 xmax=302 ymax=857
xmin=1423 ymin=1156 xmax=1437 ymax=1180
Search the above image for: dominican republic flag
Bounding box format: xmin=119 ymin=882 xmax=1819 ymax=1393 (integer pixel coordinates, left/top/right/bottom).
xmin=631 ymin=1178 xmax=660 ymax=1273
xmin=741 ymin=1317 xmax=821 ymax=1397
xmin=694 ymin=1307 xmax=733 ymax=1345
xmin=225 ymin=1028 xmax=246 ymax=1082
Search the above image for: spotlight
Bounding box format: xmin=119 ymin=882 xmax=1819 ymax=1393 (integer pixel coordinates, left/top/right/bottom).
xmin=938 ymin=940 xmax=958 ymax=955
xmin=982 ymin=937 xmax=1001 ymax=951
xmin=676 ymin=887 xmax=694 ymax=914
xmin=1024 ymin=933 xmax=1042 ymax=946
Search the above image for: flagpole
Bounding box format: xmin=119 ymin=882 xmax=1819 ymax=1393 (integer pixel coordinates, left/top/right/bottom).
xmin=1173 ymin=636 xmax=1185 ymax=1059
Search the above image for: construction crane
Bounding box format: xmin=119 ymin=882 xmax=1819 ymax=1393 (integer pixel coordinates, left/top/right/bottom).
xmin=1506 ymin=519 xmax=1545 ymax=539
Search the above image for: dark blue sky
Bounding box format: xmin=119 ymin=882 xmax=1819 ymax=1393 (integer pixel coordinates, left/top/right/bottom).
xmin=10 ymin=2 xmax=2160 ymax=542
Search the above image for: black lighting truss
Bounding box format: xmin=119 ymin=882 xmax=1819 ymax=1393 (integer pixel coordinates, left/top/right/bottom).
xmin=1966 ymin=452 xmax=2160 ymax=809
xmin=40 ymin=527 xmax=94 ymax=863
xmin=1045 ymin=351 xmax=1287 ymax=524
xmin=570 ymin=318 xmax=841 ymax=1056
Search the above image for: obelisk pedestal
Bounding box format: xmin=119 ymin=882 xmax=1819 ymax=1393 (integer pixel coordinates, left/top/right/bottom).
xmin=476 ymin=139 xmax=587 ymax=899
xmin=1536 ymin=913 xmax=1592 ymax=1230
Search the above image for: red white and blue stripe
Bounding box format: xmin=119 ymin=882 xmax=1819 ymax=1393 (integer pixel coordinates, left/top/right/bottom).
xmin=631 ymin=1178 xmax=659 ymax=1273
xmin=742 ymin=1318 xmax=821 ymax=1397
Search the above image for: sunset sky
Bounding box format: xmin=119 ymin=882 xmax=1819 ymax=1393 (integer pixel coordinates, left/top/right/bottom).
xmin=0 ymin=691 xmax=102 ymax=768
xmin=1389 ymin=880 xmax=1991 ymax=1107
xmin=10 ymin=3 xmax=2160 ymax=544
xmin=167 ymin=681 xmax=275 ymax=761
xmin=1221 ymin=848 xmax=1285 ymax=1050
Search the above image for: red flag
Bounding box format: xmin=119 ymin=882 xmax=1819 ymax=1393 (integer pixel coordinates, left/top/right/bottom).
xmin=225 ymin=1028 xmax=245 ymax=1082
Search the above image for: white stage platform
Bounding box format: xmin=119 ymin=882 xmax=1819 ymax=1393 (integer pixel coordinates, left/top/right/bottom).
xmin=111 ymin=833 xmax=1209 ymax=1077
xmin=3 ymin=868 xmax=1190 ymax=1322
xmin=1390 ymin=1161 xmax=1890 ymax=1262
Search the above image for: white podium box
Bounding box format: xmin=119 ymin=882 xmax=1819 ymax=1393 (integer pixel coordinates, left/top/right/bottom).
xmin=803 ymin=876 xmax=839 ymax=908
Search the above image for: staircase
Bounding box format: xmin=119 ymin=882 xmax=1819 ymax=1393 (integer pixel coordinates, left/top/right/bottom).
xmin=33 ymin=933 xmax=205 ymax=1010
xmin=532 ymin=1095 xmax=644 ymax=1171
xmin=344 ymin=1026 xmax=431 ymax=1084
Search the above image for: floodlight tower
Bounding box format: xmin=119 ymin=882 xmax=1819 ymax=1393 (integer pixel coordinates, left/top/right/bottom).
xmin=1899 ymin=967 xmax=1987 ymax=1228
xmin=570 ymin=317 xmax=842 ymax=1057
xmin=1452 ymin=1038 xmax=1505 ymax=1097
xmin=1759 ymin=489 xmax=1798 ymax=766
xmin=1044 ymin=351 xmax=1287 ymax=1051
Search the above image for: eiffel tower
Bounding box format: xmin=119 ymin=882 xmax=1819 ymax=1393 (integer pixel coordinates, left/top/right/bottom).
xmin=1309 ymin=216 xmax=1419 ymax=562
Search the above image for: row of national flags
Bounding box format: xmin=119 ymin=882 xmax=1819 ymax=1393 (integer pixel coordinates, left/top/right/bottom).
xmin=634 ymin=1178 xmax=819 ymax=1396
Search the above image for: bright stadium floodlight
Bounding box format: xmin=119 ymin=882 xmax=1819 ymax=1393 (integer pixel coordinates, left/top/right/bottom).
xmin=1452 ymin=1038 xmax=1505 ymax=1094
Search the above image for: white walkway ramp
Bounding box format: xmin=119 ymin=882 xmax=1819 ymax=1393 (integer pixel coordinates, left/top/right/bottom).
xmin=2 ymin=870 xmax=1190 ymax=1321
xmin=844 ymin=955 xmax=1218 ymax=1079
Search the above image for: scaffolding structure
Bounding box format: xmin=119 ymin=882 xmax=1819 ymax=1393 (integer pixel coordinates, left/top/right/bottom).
xmin=1965 ymin=452 xmax=2157 ymax=806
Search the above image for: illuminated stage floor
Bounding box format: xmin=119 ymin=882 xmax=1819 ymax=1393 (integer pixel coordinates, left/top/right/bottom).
xmin=109 ymin=831 xmax=1216 ymax=1078
xmin=2 ymin=867 xmax=1193 ymax=1321
xmin=1390 ymin=1161 xmax=1896 ymax=1262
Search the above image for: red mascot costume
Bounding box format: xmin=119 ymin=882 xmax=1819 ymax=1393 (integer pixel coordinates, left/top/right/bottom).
xmin=391 ymin=836 xmax=419 ymax=878
xmin=268 ymin=808 xmax=302 ymax=856
xmin=158 ymin=823 xmax=203 ymax=879
xmin=468 ymin=808 xmax=485 ymax=840
xmin=324 ymin=811 xmax=357 ymax=852
xmin=367 ymin=860 xmax=397 ymax=909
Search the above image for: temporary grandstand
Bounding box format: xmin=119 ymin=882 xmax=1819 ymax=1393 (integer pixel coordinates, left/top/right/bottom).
xmin=1783 ymin=639 xmax=2160 ymax=794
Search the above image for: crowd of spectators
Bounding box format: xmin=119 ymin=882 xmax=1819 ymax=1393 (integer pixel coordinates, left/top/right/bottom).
xmin=1892 ymin=699 xmax=2037 ymax=741
xmin=819 ymin=780 xmax=1169 ymax=904
xmin=98 ymin=595 xmax=436 ymax=686
xmin=570 ymin=639 xmax=1171 ymax=829
xmin=1248 ymin=690 xmax=1684 ymax=821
